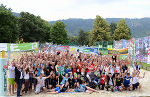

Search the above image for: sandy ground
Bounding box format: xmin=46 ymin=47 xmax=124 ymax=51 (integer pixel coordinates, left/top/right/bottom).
xmin=5 ymin=52 xmax=150 ymax=97
xmin=18 ymin=69 xmax=149 ymax=97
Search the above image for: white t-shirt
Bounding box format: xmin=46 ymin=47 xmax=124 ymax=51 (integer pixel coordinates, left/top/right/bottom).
xmin=116 ymin=66 xmax=121 ymax=73
xmin=109 ymin=78 xmax=113 ymax=85
xmin=24 ymin=72 xmax=29 ymax=79
xmin=20 ymin=70 xmax=23 ymax=79
xmin=37 ymin=77 xmax=46 ymax=86
xmin=109 ymin=67 xmax=114 ymax=74
xmin=8 ymin=66 xmax=15 ymax=78
xmin=132 ymin=76 xmax=139 ymax=84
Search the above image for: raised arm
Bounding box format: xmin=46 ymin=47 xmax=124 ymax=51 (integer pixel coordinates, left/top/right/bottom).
xmin=139 ymin=72 xmax=145 ymax=79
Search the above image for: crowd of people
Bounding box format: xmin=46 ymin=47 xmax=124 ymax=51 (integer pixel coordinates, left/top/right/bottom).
xmin=7 ymin=49 xmax=145 ymax=97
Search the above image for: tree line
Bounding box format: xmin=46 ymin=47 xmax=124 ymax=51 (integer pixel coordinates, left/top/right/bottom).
xmin=0 ymin=4 xmax=68 ymax=44
xmin=73 ymin=15 xmax=131 ymax=46
xmin=0 ymin=4 xmax=131 ymax=45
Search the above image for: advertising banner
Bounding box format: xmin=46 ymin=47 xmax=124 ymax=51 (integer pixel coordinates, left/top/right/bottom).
xmin=56 ymin=46 xmax=69 ymax=52
xmin=0 ymin=58 xmax=7 ymax=96
xmin=83 ymin=47 xmax=99 ymax=54
xmin=9 ymin=42 xmax=39 ymax=51
xmin=108 ymin=48 xmax=128 ymax=55
xmin=69 ymin=46 xmax=83 ymax=52
xmin=0 ymin=43 xmax=7 ymax=51
xmin=147 ymin=41 xmax=150 ymax=64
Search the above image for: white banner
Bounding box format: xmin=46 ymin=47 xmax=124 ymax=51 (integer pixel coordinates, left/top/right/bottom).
xmin=0 ymin=43 xmax=7 ymax=51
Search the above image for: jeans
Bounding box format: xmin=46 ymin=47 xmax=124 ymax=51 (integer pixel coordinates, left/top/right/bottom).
xmin=45 ymin=78 xmax=50 ymax=88
xmin=29 ymin=77 xmax=35 ymax=90
xmin=34 ymin=78 xmax=37 ymax=90
xmin=17 ymin=79 xmax=23 ymax=97
xmin=22 ymin=79 xmax=29 ymax=93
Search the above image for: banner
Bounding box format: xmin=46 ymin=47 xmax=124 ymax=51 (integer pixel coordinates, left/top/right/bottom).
xmin=0 ymin=58 xmax=7 ymax=96
xmin=108 ymin=48 xmax=128 ymax=55
xmin=69 ymin=46 xmax=83 ymax=52
xmin=83 ymin=47 xmax=99 ymax=54
xmin=0 ymin=43 xmax=7 ymax=51
xmin=56 ymin=46 xmax=69 ymax=52
xmin=9 ymin=42 xmax=39 ymax=51
xmin=147 ymin=41 xmax=150 ymax=64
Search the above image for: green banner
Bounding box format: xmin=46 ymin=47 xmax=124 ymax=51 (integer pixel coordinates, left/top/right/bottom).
xmin=9 ymin=42 xmax=39 ymax=51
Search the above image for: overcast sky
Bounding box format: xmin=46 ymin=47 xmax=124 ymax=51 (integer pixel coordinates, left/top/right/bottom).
xmin=0 ymin=0 xmax=150 ymax=21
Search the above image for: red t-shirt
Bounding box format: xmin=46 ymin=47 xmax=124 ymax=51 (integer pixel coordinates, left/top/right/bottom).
xmin=77 ymin=64 xmax=81 ymax=73
xmin=72 ymin=68 xmax=77 ymax=75
xmin=100 ymin=75 xmax=106 ymax=85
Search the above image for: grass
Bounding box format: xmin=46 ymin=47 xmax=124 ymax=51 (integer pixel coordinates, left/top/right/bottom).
xmin=137 ymin=61 xmax=150 ymax=68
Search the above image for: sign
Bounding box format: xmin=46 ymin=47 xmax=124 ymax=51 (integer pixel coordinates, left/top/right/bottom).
xmin=0 ymin=58 xmax=7 ymax=96
xmin=83 ymin=47 xmax=99 ymax=54
xmin=99 ymin=45 xmax=102 ymax=48
xmin=56 ymin=46 xmax=69 ymax=52
xmin=108 ymin=48 xmax=128 ymax=55
xmin=69 ymin=46 xmax=83 ymax=52
xmin=0 ymin=43 xmax=7 ymax=51
xmin=9 ymin=42 xmax=39 ymax=51
xmin=107 ymin=45 xmax=112 ymax=49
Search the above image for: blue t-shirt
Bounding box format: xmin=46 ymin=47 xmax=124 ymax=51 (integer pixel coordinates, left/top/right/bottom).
xmin=123 ymin=76 xmax=132 ymax=85
xmin=66 ymin=68 xmax=71 ymax=76
xmin=60 ymin=77 xmax=68 ymax=85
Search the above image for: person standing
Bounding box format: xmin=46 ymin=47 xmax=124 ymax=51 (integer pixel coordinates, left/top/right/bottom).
xmin=15 ymin=64 xmax=23 ymax=97
xmin=7 ymin=61 xmax=15 ymax=95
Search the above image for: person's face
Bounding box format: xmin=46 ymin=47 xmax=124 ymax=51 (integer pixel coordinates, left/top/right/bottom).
xmin=39 ymin=74 xmax=42 ymax=79
xmin=109 ymin=74 xmax=112 ymax=77
xmin=65 ymin=74 xmax=68 ymax=78
xmin=77 ymin=75 xmax=80 ymax=79
xmin=77 ymin=83 xmax=80 ymax=88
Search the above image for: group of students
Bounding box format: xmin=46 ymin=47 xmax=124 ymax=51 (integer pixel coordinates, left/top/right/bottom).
xmin=7 ymin=49 xmax=145 ymax=97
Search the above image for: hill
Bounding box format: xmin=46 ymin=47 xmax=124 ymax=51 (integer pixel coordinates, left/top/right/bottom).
xmin=50 ymin=18 xmax=150 ymax=38
xmin=12 ymin=12 xmax=150 ymax=38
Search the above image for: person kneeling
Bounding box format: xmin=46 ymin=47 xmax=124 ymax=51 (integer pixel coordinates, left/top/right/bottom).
xmin=34 ymin=73 xmax=51 ymax=94
xmin=105 ymin=73 xmax=115 ymax=92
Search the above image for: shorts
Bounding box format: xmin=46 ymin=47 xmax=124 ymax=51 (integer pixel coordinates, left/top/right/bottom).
xmin=54 ymin=87 xmax=61 ymax=93
xmin=123 ymin=83 xmax=131 ymax=88
xmin=8 ymin=78 xmax=15 ymax=85
xmin=132 ymin=82 xmax=139 ymax=90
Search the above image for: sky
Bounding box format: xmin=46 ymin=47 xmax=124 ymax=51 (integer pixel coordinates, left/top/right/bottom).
xmin=0 ymin=0 xmax=150 ymax=21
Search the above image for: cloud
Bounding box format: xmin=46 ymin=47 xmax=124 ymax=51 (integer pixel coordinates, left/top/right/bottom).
xmin=0 ymin=0 xmax=150 ymax=21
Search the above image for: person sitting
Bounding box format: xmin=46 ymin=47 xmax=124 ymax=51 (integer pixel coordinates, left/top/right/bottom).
xmin=48 ymin=81 xmax=70 ymax=94
xmin=74 ymin=82 xmax=99 ymax=94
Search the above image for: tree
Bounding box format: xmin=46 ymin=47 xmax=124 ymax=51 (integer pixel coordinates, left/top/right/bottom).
xmin=89 ymin=15 xmax=111 ymax=46
xmin=110 ymin=22 xmax=117 ymax=35
xmin=113 ymin=19 xmax=131 ymax=40
xmin=19 ymin=12 xmax=51 ymax=42
xmin=78 ymin=29 xmax=89 ymax=46
xmin=0 ymin=4 xmax=19 ymax=43
xmin=68 ymin=36 xmax=78 ymax=45
xmin=50 ymin=21 xmax=68 ymax=44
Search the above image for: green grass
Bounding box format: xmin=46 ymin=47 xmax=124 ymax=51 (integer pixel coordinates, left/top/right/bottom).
xmin=137 ymin=62 xmax=150 ymax=68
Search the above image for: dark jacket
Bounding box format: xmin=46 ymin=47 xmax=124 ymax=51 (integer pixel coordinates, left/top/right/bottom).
xmin=15 ymin=67 xmax=21 ymax=83
xmin=106 ymin=75 xmax=114 ymax=86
